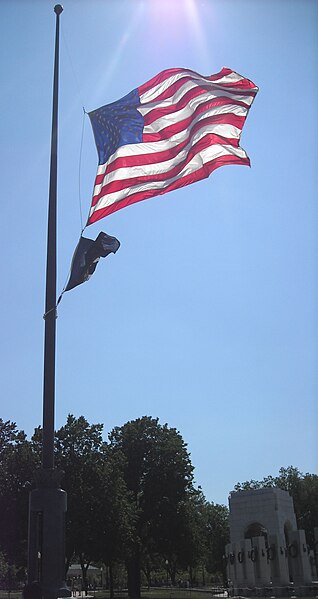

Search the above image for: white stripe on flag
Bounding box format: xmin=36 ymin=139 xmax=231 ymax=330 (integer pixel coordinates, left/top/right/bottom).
xmin=139 ymin=83 xmax=255 ymax=119
xmin=92 ymin=122 xmax=244 ymax=196
xmin=139 ymin=68 xmax=248 ymax=104
xmin=90 ymin=143 xmax=248 ymax=216
xmin=142 ymin=100 xmax=250 ymax=136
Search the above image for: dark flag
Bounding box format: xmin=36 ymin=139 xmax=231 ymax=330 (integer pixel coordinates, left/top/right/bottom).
xmin=65 ymin=232 xmax=120 ymax=292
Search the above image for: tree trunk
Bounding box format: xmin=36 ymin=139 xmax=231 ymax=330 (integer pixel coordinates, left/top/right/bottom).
xmin=127 ymin=556 xmax=141 ymax=599
xmin=170 ymin=562 xmax=177 ymax=586
xmin=141 ymin=563 xmax=152 ymax=589
xmin=109 ymin=563 xmax=114 ymax=599
xmin=79 ymin=555 xmax=90 ymax=595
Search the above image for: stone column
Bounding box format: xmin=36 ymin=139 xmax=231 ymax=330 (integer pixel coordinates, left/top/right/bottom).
xmin=314 ymin=528 xmax=318 ymax=577
xmin=251 ymin=536 xmax=270 ymax=586
xmin=225 ymin=543 xmax=236 ymax=591
xmin=236 ymin=539 xmax=255 ymax=590
xmin=234 ymin=541 xmax=245 ymax=587
xmin=268 ymin=533 xmax=290 ymax=586
xmin=288 ymin=530 xmax=312 ymax=585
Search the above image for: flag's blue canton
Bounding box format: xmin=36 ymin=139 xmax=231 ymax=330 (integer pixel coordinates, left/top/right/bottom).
xmin=89 ymin=88 xmax=144 ymax=165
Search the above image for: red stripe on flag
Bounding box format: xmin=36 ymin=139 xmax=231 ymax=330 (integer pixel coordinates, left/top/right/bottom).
xmin=139 ymin=74 xmax=255 ymax=108
xmin=143 ymin=112 xmax=246 ymax=143
xmin=139 ymin=67 xmax=257 ymax=101
xmin=87 ymin=154 xmax=250 ymax=224
xmin=91 ymin=133 xmax=240 ymax=203
xmin=94 ymin=120 xmax=240 ymax=184
xmin=137 ymin=67 xmax=230 ymax=96
xmin=141 ymin=75 xmax=200 ymax=104
xmin=143 ymin=88 xmax=252 ymax=128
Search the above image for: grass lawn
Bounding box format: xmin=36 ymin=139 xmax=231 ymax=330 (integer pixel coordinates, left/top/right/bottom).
xmin=0 ymin=591 xmax=213 ymax=599
xmin=0 ymin=590 xmax=315 ymax=599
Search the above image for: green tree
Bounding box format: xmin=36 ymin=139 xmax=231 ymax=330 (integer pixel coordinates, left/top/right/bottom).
xmin=0 ymin=552 xmax=9 ymax=586
xmin=0 ymin=419 xmax=38 ymax=568
xmin=175 ymin=489 xmax=208 ymax=585
xmin=176 ymin=492 xmax=230 ymax=585
xmin=96 ymin=445 xmax=137 ymax=599
xmin=204 ymin=501 xmax=229 ymax=581
xmin=108 ymin=416 xmax=195 ymax=598
xmin=52 ymin=413 xmax=135 ymax=596
xmin=53 ymin=415 xmax=106 ymax=583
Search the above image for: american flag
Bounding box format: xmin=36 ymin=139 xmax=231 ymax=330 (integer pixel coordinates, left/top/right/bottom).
xmin=87 ymin=67 xmax=258 ymax=225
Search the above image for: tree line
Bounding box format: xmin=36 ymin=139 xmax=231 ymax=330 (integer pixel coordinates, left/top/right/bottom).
xmin=0 ymin=415 xmax=317 ymax=598
xmin=0 ymin=415 xmax=229 ymax=597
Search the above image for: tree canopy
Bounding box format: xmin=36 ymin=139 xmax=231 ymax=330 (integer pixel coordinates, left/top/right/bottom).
xmin=108 ymin=416 xmax=195 ymax=597
xmin=0 ymin=419 xmax=38 ymax=569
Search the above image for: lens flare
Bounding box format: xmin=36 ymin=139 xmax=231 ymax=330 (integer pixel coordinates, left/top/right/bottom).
xmin=145 ymin=0 xmax=211 ymax=70
xmin=93 ymin=2 xmax=145 ymax=102
xmin=184 ymin=0 xmax=210 ymax=69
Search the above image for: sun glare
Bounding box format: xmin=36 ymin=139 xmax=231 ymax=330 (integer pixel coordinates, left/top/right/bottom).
xmin=147 ymin=0 xmax=211 ymax=70
xmin=93 ymin=2 xmax=145 ymax=103
xmin=184 ymin=0 xmax=210 ymax=69
xmin=93 ymin=0 xmax=213 ymax=105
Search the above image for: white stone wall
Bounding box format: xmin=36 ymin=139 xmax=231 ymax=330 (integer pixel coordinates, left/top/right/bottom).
xmin=229 ymin=487 xmax=297 ymax=543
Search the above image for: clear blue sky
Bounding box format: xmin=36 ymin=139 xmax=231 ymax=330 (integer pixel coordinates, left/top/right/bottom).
xmin=1 ymin=0 xmax=317 ymax=506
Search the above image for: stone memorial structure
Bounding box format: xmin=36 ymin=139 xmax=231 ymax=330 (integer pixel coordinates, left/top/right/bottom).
xmin=225 ymin=487 xmax=317 ymax=596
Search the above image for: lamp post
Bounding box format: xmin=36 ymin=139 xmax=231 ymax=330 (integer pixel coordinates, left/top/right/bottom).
xmin=165 ymin=560 xmax=169 ymax=587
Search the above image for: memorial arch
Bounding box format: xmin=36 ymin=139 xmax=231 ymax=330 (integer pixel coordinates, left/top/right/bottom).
xmin=225 ymin=487 xmax=315 ymax=595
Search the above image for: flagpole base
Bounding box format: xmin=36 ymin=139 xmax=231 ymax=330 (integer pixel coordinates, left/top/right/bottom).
xmin=28 ymin=469 xmax=71 ymax=599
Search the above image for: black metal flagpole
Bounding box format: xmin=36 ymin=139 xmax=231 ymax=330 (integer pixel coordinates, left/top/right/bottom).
xmin=42 ymin=2 xmax=62 ymax=470
xmin=27 ymin=6 xmax=71 ymax=599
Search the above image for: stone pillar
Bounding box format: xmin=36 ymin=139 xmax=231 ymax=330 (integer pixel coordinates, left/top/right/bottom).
xmin=244 ymin=539 xmax=256 ymax=589
xmin=234 ymin=541 xmax=246 ymax=587
xmin=236 ymin=539 xmax=255 ymax=589
xmin=251 ymin=536 xmax=270 ymax=586
xmin=225 ymin=543 xmax=236 ymax=590
xmin=288 ymin=530 xmax=312 ymax=585
xmin=314 ymin=528 xmax=318 ymax=576
xmin=308 ymin=549 xmax=317 ymax=580
xmin=268 ymin=533 xmax=290 ymax=586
